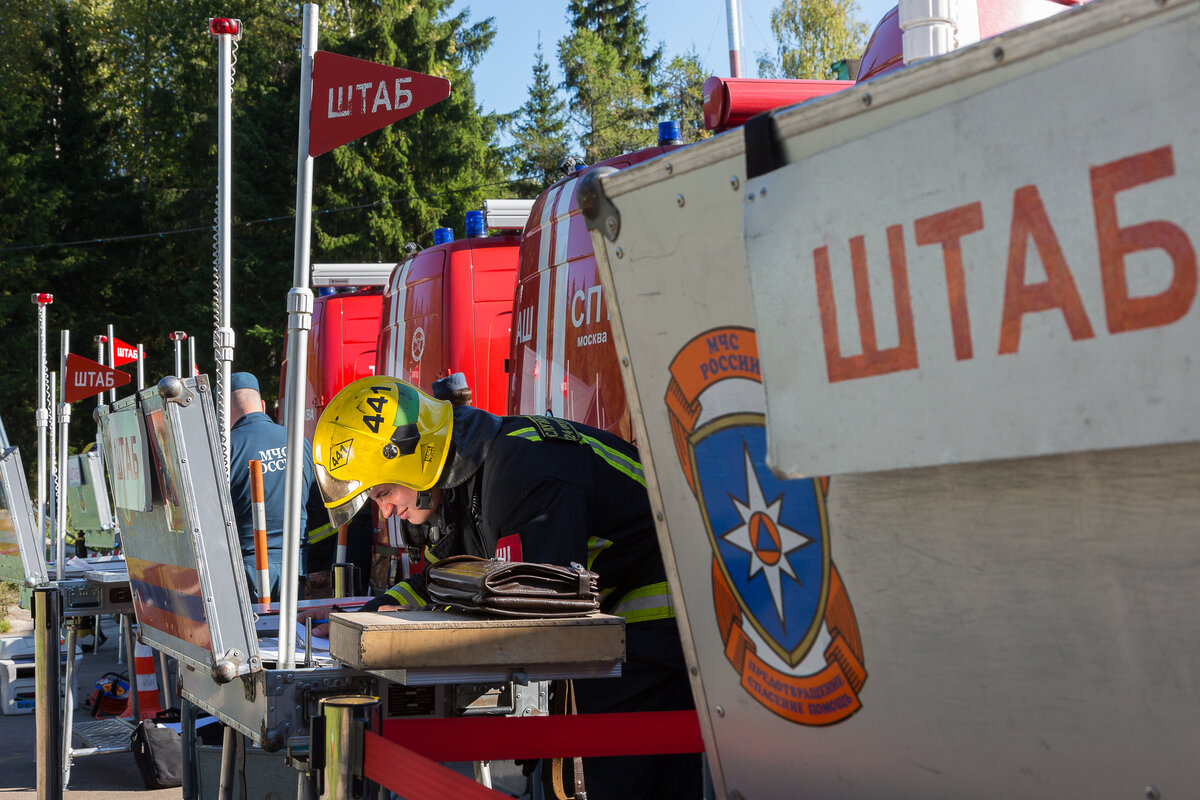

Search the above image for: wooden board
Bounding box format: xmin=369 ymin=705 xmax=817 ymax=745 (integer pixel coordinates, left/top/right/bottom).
xmin=328 ymin=609 xmax=625 ymax=671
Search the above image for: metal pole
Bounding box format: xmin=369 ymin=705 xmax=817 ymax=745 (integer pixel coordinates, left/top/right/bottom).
xmin=107 ymin=324 xmax=117 ymax=403
xmin=474 ymin=760 xmax=493 ymax=789
xmin=157 ymin=651 xmax=173 ymax=711
xmin=101 ymin=331 xmax=114 ymax=542
xmin=95 ymin=337 xmax=107 ymax=463
xmin=56 ymin=332 xmax=70 ymax=582
xmin=280 ymin=2 xmax=319 ymax=670
xmin=62 ymin=621 xmax=78 ymax=786
xmin=214 ymin=24 xmax=237 ymax=473
xmin=188 ymin=338 xmax=197 ymax=377
xmin=124 ymin=619 xmax=141 ymax=722
xmin=316 ymin=696 xmax=380 ymax=799
xmin=181 ymin=700 xmax=199 ymax=800
xmin=172 ymin=331 xmax=186 ymax=378
xmin=47 ymin=373 xmax=57 ymax=566
xmin=94 ymin=336 xmax=107 ymax=411
xmin=297 ymin=770 xmax=316 ymax=800
xmin=33 ymin=294 xmax=51 ymax=551
xmin=137 ymin=344 xmax=145 ymax=391
xmin=35 ymin=587 xmax=62 ymax=800
xmin=726 ymin=0 xmax=744 ymax=77
xmin=116 ymin=613 xmax=126 ymax=665
xmin=217 ymin=725 xmax=236 ymax=800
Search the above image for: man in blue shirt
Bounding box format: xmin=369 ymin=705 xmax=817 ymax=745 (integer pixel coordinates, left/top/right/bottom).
xmin=227 ymin=372 xmax=315 ymax=601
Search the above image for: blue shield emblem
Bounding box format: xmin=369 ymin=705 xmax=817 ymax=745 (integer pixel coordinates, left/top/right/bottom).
xmin=691 ymin=414 xmax=830 ymax=667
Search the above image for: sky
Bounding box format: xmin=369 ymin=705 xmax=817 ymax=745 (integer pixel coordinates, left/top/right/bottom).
xmin=450 ymin=0 xmax=898 ymax=119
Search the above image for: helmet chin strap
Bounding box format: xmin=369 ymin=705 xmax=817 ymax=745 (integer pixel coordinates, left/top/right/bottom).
xmin=415 ymin=490 xmax=433 ymax=510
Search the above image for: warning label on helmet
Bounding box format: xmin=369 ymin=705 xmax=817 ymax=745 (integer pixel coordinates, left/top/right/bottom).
xmin=330 ymin=438 xmax=353 ymax=470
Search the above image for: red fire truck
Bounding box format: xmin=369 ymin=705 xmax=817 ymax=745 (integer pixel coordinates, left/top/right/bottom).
xmin=284 ymin=0 xmax=1084 ymax=591
xmin=280 ymin=278 xmax=385 ymax=442
xmin=374 ymin=202 xmax=532 ymax=417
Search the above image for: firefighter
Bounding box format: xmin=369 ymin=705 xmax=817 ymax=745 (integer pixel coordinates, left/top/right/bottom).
xmin=228 ymin=371 xmax=316 ymax=601
xmin=312 ymin=376 xmax=701 ymax=800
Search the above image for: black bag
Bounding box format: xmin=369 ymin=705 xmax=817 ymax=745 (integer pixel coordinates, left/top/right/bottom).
xmin=130 ymin=717 xmax=183 ymax=789
xmin=426 ymin=555 xmax=600 ymax=617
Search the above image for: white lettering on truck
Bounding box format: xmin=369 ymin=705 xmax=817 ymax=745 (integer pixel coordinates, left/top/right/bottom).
xmin=572 ymin=285 xmax=604 ymax=326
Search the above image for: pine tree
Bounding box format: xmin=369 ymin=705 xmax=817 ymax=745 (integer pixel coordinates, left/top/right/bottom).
xmin=559 ymin=0 xmax=663 ymax=162
xmin=314 ymin=0 xmax=509 ymax=255
xmin=565 ymin=0 xmax=662 ymax=91
xmin=0 ymin=0 xmax=510 ymax=465
xmin=560 ymin=29 xmax=657 ymax=163
xmin=0 ymin=0 xmax=144 ymax=462
xmin=507 ymin=38 xmax=571 ymax=192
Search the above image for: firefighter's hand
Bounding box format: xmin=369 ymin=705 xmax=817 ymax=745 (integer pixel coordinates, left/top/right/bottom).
xmin=358 ymin=593 xmax=408 ymax=613
xmin=296 ymin=607 xmax=332 ymax=638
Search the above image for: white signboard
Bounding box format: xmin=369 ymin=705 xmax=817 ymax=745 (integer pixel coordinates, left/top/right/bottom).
xmin=66 ymin=457 xmax=83 ymax=488
xmin=744 ymin=8 xmax=1200 ymax=477
xmin=99 ymin=399 xmax=153 ymax=512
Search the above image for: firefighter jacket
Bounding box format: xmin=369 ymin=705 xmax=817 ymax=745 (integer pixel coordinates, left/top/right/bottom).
xmin=379 ymin=407 xmax=673 ymax=624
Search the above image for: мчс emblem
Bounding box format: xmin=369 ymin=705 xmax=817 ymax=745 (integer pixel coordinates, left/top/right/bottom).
xmin=666 ymin=326 xmax=866 ymax=726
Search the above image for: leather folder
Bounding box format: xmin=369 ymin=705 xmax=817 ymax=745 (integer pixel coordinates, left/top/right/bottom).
xmin=425 ymin=555 xmax=600 ymax=617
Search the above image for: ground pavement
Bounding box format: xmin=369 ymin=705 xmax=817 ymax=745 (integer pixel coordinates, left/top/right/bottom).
xmin=0 ymin=608 xmax=182 ymax=799
xmin=0 ymin=606 xmax=528 ymax=799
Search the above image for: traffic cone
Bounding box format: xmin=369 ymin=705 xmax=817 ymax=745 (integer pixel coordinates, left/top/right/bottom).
xmin=131 ymin=641 xmax=162 ymax=720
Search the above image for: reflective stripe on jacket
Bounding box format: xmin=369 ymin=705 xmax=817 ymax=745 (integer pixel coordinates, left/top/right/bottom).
xmin=383 ymin=580 xmax=426 ymax=607
xmin=609 ymin=580 xmax=675 ymax=623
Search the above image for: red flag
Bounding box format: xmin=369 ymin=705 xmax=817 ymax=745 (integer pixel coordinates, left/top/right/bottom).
xmin=65 ymin=353 xmax=132 ymax=403
xmin=309 ymin=51 xmax=451 ymax=157
xmin=111 ymin=337 xmax=139 ymax=367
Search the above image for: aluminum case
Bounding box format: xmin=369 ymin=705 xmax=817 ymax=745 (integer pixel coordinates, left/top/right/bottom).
xmin=0 ymin=447 xmax=48 ymax=587
xmin=97 ymin=376 xmax=259 ymax=681
xmin=582 ymin=0 xmax=1200 ymax=796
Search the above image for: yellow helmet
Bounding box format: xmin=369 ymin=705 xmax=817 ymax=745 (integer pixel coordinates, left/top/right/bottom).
xmin=312 ymin=377 xmax=454 ymax=528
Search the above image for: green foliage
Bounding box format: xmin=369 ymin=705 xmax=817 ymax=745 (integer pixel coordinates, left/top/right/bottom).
xmin=0 ymin=581 xmax=17 ymax=624
xmin=506 ymin=38 xmax=571 ymax=194
xmin=559 ymin=0 xmax=672 ymax=165
xmin=0 ymin=0 xmax=505 ymax=470
xmin=565 ymin=0 xmax=662 ymax=92
xmin=314 ymin=0 xmax=509 ymax=251
xmin=658 ymin=51 xmax=712 ymax=144
xmin=757 ymin=0 xmax=870 ymax=80
xmin=559 ymin=28 xmax=658 ymax=163
xmin=511 ymin=1 xmax=711 ymax=174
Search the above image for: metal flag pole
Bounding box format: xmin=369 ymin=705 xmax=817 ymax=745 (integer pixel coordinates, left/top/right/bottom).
xmin=171 ymin=331 xmax=186 ymax=377
xmin=726 ymin=0 xmax=744 ymax=77
xmin=56 ymin=331 xmax=70 ymax=582
xmin=32 ymin=294 xmax=52 ymax=548
xmin=94 ymin=336 xmax=107 ymax=404
xmin=107 ymin=324 xmax=118 ymax=403
xmin=210 ymin=16 xmax=241 ymax=474
xmin=279 ymin=2 xmax=319 ymax=669
xmin=47 ymin=372 xmax=57 ymax=566
xmin=94 ymin=335 xmax=107 ymax=457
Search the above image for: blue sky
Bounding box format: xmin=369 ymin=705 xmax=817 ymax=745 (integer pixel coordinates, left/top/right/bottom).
xmin=450 ymin=0 xmax=898 ymax=118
